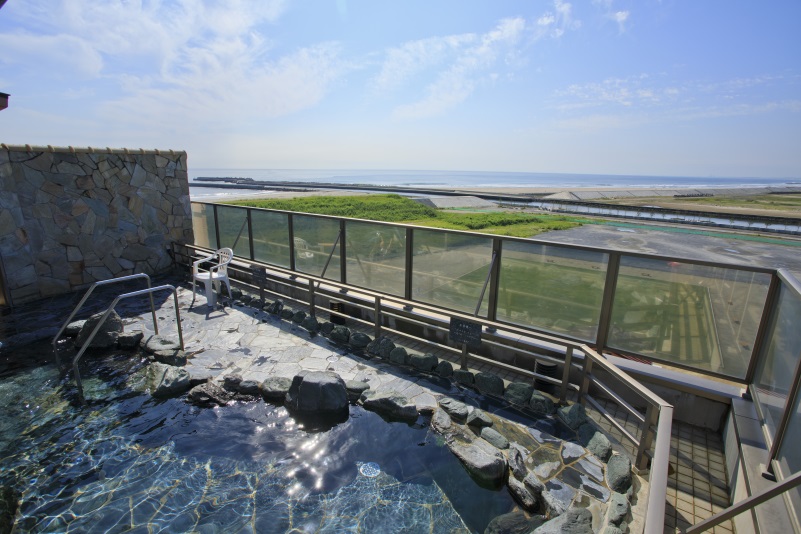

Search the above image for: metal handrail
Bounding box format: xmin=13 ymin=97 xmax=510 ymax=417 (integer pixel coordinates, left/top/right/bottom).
xmin=72 ymin=284 xmax=183 ymax=404
xmin=52 ymin=273 xmax=157 ymax=368
xmin=684 ymin=469 xmax=801 ymax=534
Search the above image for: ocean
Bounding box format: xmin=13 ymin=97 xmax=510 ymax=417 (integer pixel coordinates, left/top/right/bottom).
xmin=187 ymin=168 xmax=798 ymax=199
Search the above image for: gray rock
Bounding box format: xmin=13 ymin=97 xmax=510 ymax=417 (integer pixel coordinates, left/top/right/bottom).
xmin=435 ymin=360 xmax=454 ymax=377
xmin=153 ymin=349 xmax=187 ymax=366
xmin=504 ymin=382 xmax=534 ymax=405
xmin=301 ymin=315 xmax=320 ymax=333
xmin=454 ymin=369 xmax=474 ymax=386
xmin=320 ymin=322 xmax=335 ymax=336
xmin=0 ymin=485 xmax=21 ymax=532
xmin=606 ymin=455 xmax=633 ymax=493
xmin=439 ymin=397 xmax=469 ymax=422
xmin=578 ymin=423 xmax=612 ymax=462
xmin=523 ymin=472 xmax=545 ymax=499
xmin=467 ymin=408 xmax=493 ymax=428
xmin=147 ymin=363 xmax=191 ymax=398
xmin=361 ymin=391 xmax=418 ymax=423
xmin=388 ymin=346 xmax=409 ymax=365
xmin=376 ymin=337 xmax=396 ymax=358
xmin=188 ymin=371 xmax=212 ymax=387
xmin=141 ymin=335 xmax=181 ymax=354
xmin=260 ymin=376 xmax=292 ymax=401
xmin=507 ymin=443 xmax=528 ymax=480
xmin=292 ymin=311 xmax=307 ymax=324
xmin=238 ymin=379 xmax=261 ymax=396
xmin=64 ymin=319 xmax=86 ymax=336
xmin=117 ymin=331 xmax=143 ymax=349
xmin=365 ymin=338 xmax=381 ymax=356
xmin=529 ymin=391 xmax=556 ymax=415
xmin=507 ymin=475 xmax=539 ymax=512
xmin=409 ymin=352 xmax=438 ymax=372
xmin=475 ymin=372 xmax=504 ymax=396
xmin=240 ymin=294 xmax=253 ymax=305
xmin=229 ymin=287 xmax=242 ymax=300
xmin=532 ymin=508 xmax=594 ymax=534
xmin=484 ymin=511 xmax=546 ymax=534
xmin=481 ymin=427 xmax=509 ymax=449
xmin=285 ymin=371 xmax=348 ymax=416
xmin=349 ymin=332 xmax=371 ymax=350
xmin=344 ymin=379 xmax=370 ymax=402
xmin=558 ymin=403 xmax=588 ymax=430
xmin=187 ymin=381 xmax=234 ymax=407
xmin=543 ymin=479 xmax=574 ymax=517
xmin=607 ymin=492 xmax=630 ymax=526
xmin=561 ymin=441 xmax=586 ymax=464
xmin=76 ymin=310 xmax=124 ymax=349
xmin=602 ymin=527 xmax=623 ymax=534
xmin=280 ymin=308 xmax=294 ymax=320
xmin=447 ymin=439 xmax=507 ymax=487
xmin=223 ymin=374 xmax=243 ymax=392
xmin=431 ymin=408 xmax=453 ymax=433
xmin=264 ymin=299 xmax=283 ymax=314
xmin=329 ymin=325 xmax=350 ymax=344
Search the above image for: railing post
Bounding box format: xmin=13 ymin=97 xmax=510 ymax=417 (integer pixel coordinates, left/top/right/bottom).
xmin=559 ymin=346 xmax=574 ymax=403
xmin=579 ymin=356 xmax=593 ymax=403
xmin=487 ymin=238 xmax=502 ymax=323
xmin=595 ymin=252 xmax=621 ymax=352
xmin=288 ymin=213 xmax=296 ymax=273
xmin=308 ymin=279 xmax=316 ymax=317
xmin=339 ymin=219 xmax=347 ymax=284
xmin=745 ymin=272 xmax=781 ymax=384
xmin=212 ymin=204 xmax=221 ymax=250
xmin=404 ymin=228 xmax=414 ymax=303
xmin=636 ymin=403 xmax=658 ymax=473
xmin=374 ymin=296 xmax=382 ymax=339
xmin=247 ymin=208 xmax=254 ymax=261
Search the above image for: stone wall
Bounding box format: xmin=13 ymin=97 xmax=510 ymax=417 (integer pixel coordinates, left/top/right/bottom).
xmin=0 ymin=144 xmax=193 ymax=306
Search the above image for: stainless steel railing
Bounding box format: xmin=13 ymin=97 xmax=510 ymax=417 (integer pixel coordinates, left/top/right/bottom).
xmin=52 ymin=273 xmax=157 ymax=368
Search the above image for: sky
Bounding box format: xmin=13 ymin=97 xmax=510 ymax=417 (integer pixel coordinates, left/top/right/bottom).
xmin=0 ymin=0 xmax=800 ymax=178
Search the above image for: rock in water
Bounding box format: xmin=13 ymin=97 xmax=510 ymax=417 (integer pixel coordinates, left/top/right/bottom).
xmin=147 ymin=363 xmax=191 ymax=398
xmin=285 ymin=371 xmax=348 ymax=416
xmin=75 ymin=310 xmax=124 ymax=349
xmin=187 ymin=381 xmax=234 ymax=407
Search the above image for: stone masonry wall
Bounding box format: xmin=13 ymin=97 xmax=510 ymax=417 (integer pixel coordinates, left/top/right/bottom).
xmin=0 ymin=144 xmax=193 ymax=305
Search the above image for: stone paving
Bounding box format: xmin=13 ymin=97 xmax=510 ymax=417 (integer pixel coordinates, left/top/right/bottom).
xmin=0 ymin=274 xmax=736 ymax=533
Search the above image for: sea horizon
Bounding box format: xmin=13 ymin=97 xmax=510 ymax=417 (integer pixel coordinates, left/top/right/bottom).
xmin=188 ymin=168 xmax=800 ymax=199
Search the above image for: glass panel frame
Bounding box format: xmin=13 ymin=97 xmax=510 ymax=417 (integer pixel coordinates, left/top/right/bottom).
xmin=411 ymin=229 xmax=493 ymax=315
xmin=497 ymin=241 xmax=608 ymax=341
xmin=215 ymin=205 xmax=251 ymax=259
xmin=607 ymin=256 xmax=771 ymax=379
xmin=251 ymin=210 xmax=291 ymax=268
xmin=191 ymin=203 xmax=218 ymax=250
xmin=293 ymin=214 xmax=341 ymax=281
xmin=345 ymin=220 xmax=406 ymax=297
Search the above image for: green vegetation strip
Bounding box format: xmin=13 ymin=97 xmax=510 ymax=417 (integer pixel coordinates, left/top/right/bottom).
xmin=230 ymin=194 xmax=582 ymax=237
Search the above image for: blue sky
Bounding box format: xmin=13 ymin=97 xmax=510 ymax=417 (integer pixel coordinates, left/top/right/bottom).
xmin=1 ymin=0 xmax=799 ymax=178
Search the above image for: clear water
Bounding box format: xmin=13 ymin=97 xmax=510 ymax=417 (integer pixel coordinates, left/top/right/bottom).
xmin=0 ymin=342 xmax=514 ymax=533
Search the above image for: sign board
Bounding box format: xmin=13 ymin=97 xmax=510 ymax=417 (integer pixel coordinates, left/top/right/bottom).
xmin=449 ymin=318 xmax=482 ymax=349
xmin=250 ymin=264 xmax=267 ymax=281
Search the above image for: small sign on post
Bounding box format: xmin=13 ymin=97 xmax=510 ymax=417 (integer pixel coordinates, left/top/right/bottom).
xmin=251 ymin=264 xmax=267 ymax=302
xmin=449 ymin=317 xmax=482 ymax=370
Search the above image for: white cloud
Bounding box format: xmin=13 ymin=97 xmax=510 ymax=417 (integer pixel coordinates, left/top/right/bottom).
xmin=391 ymin=17 xmax=526 ymax=120
xmin=535 ymin=0 xmax=581 ymax=39
xmin=372 ymin=34 xmax=476 ymax=93
xmin=612 ymin=11 xmax=630 ymax=33
xmin=0 ymin=32 xmax=103 ymax=77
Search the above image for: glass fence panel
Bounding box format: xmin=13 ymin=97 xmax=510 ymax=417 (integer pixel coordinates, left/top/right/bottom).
xmin=752 ymin=282 xmax=801 ymax=442
xmin=608 ymin=257 xmax=771 ymax=379
xmin=293 ymin=214 xmax=341 ymax=281
xmin=215 ymin=205 xmax=251 ymax=258
xmin=251 ymin=210 xmax=291 ymax=268
xmin=412 ymin=229 xmax=492 ymax=315
xmin=775 ymin=378 xmax=801 ymax=524
xmin=345 ymin=221 xmax=406 ymax=296
xmin=191 ymin=203 xmax=217 ymax=249
xmin=497 ymin=242 xmax=607 ymax=340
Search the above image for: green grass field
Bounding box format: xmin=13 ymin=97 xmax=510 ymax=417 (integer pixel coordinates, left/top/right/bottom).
xmin=229 ymin=194 xmax=581 ymax=237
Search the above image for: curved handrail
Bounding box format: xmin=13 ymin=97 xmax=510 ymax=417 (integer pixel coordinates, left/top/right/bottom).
xmin=72 ymin=284 xmax=183 ymax=404
xmin=52 ymin=273 xmax=157 ymax=368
